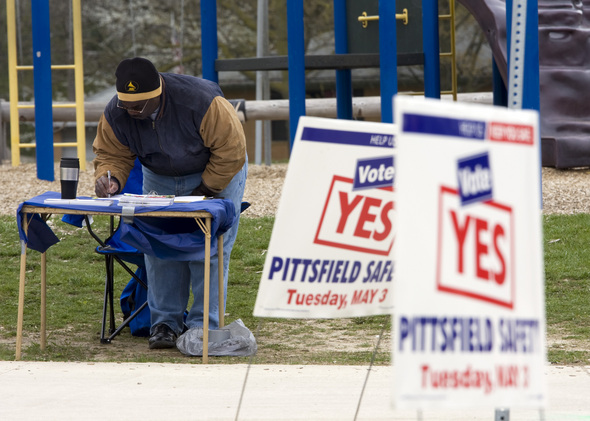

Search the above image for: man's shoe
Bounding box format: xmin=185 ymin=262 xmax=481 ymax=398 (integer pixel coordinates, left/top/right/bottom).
xmin=149 ymin=323 xmax=177 ymax=349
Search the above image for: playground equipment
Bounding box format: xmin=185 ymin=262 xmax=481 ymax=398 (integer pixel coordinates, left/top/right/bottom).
xmin=537 ymin=0 xmax=590 ymax=168
xmin=6 ymin=0 xmax=86 ymax=178
xmin=6 ymin=0 xmax=556 ymax=170
xmin=202 ymin=0 xmax=541 ymax=151
xmin=200 ymin=0 xmax=444 ymax=145
xmin=459 ymin=0 xmax=590 ymax=168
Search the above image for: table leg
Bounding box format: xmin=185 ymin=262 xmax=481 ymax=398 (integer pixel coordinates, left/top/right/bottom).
xmin=38 ymin=213 xmax=53 ymax=351
xmin=218 ymin=234 xmax=224 ymax=328
xmin=40 ymin=252 xmax=46 ymax=351
xmin=16 ymin=216 xmax=29 ymax=360
xmin=202 ymin=217 xmax=211 ymax=364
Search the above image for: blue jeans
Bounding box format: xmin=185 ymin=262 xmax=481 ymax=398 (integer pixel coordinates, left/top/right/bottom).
xmin=142 ymin=161 xmax=247 ymax=333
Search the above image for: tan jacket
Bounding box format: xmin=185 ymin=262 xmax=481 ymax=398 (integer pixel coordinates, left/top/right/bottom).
xmin=93 ymin=73 xmax=246 ymax=193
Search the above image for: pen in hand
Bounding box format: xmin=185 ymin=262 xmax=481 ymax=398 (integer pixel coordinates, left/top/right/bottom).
xmin=107 ymin=170 xmax=111 ymax=198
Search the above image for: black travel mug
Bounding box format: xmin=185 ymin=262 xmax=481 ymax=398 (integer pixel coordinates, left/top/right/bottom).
xmin=60 ymin=157 xmax=80 ymax=199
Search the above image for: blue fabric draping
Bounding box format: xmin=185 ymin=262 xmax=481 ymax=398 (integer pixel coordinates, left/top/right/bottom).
xmin=119 ymin=215 xmax=227 ymax=261
xmin=17 ymin=191 xmax=236 ymax=255
xmin=96 ymin=227 xmax=146 ymax=267
xmin=17 ymin=213 xmax=60 ymax=253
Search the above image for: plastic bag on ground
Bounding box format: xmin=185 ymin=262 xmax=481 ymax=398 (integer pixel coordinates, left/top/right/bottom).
xmin=176 ymin=319 xmax=257 ymax=357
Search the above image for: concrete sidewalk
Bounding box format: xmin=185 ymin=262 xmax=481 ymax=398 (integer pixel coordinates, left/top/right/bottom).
xmin=0 ymin=362 xmax=588 ymax=420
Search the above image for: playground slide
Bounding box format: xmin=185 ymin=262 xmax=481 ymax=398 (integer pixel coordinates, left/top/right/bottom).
xmin=459 ymin=0 xmax=590 ymax=168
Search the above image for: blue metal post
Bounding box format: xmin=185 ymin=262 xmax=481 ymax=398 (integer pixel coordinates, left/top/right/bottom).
xmin=422 ymin=0 xmax=440 ymax=99
xmin=334 ymin=0 xmax=352 ymax=120
xmin=492 ymin=59 xmax=508 ymax=106
xmin=379 ymin=0 xmax=397 ymax=123
xmin=524 ymin=0 xmax=540 ymax=112
xmin=507 ymin=0 xmax=541 ymax=211
xmin=201 ymin=0 xmax=219 ymax=83
xmin=287 ymin=0 xmax=306 ymax=147
xmin=507 ymin=0 xmax=540 ymax=112
xmin=31 ymin=0 xmax=54 ymax=181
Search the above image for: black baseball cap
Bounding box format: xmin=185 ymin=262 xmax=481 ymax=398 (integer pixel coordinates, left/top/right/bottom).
xmin=115 ymin=57 xmax=162 ymax=102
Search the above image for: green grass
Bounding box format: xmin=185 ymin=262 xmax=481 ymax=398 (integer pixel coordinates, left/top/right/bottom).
xmin=0 ymin=213 xmax=589 ymax=365
xmin=543 ymin=214 xmax=590 ymax=364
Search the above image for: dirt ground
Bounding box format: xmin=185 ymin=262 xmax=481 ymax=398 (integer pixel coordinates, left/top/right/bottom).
xmin=2 ymin=162 xmax=589 ymax=217
xmin=0 ymin=161 xmax=288 ymax=218
xmin=2 ymin=161 xmax=590 ymax=361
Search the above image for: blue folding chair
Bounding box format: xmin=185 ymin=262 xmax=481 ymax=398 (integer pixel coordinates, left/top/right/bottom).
xmin=84 ymin=159 xmax=149 ymax=343
xmin=86 ymin=220 xmax=149 ymax=342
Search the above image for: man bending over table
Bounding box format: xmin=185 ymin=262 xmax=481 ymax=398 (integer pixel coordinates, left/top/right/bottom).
xmin=93 ymin=57 xmax=247 ymax=350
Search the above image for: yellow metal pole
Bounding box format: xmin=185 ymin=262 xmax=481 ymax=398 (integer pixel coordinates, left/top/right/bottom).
xmin=6 ymin=0 xmax=21 ymax=166
xmin=72 ymin=0 xmax=86 ymax=170
xmin=438 ymin=1 xmax=458 ymax=100
xmin=449 ymin=0 xmax=457 ymax=101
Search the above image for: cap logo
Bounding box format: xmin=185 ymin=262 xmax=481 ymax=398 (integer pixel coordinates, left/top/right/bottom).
xmin=125 ymin=81 xmax=139 ymax=92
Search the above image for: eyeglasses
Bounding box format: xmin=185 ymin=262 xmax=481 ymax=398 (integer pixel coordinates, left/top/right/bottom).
xmin=117 ymin=98 xmax=151 ymax=113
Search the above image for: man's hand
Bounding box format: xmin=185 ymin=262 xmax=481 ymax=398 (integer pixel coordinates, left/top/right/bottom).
xmin=191 ymin=182 xmax=218 ymax=198
xmin=95 ymin=175 xmax=119 ymax=197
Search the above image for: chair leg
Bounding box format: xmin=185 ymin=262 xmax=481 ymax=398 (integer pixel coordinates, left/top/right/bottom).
xmin=101 ymin=264 xmax=149 ymax=342
xmin=108 ymin=256 xmax=116 ymax=334
xmin=100 ymin=261 xmax=110 ymax=343
xmin=100 ymin=255 xmax=116 ymax=344
xmin=104 ymin=300 xmax=149 ymax=342
xmin=91 ymin=215 xmax=151 ymax=344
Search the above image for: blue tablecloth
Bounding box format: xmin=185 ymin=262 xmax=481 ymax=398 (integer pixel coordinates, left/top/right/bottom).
xmin=17 ymin=191 xmax=236 ymax=259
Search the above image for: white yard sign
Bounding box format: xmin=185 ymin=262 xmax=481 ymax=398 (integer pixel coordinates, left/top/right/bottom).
xmin=393 ymin=96 xmax=546 ymax=409
xmin=254 ymin=116 xmax=395 ymax=318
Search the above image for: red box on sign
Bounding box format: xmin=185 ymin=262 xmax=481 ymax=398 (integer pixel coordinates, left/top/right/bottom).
xmin=314 ymin=175 xmax=394 ymax=256
xmin=488 ymin=122 xmax=534 ymax=145
xmin=436 ymin=186 xmax=515 ymax=309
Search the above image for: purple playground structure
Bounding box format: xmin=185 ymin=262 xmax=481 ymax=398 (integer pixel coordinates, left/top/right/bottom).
xmin=462 ymin=0 xmax=590 ymax=168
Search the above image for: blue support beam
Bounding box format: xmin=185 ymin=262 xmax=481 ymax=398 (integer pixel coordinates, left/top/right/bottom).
xmin=506 ymin=0 xmax=540 ymax=112
xmin=492 ymin=59 xmax=508 ymax=106
xmin=506 ymin=0 xmax=541 ymax=211
xmin=334 ymin=0 xmax=352 ymax=120
xmin=31 ymin=0 xmax=54 ymax=181
xmin=422 ymin=0 xmax=440 ymax=99
xmin=287 ymin=0 xmax=306 ymax=147
xmin=201 ymin=0 xmax=219 ymax=83
xmin=379 ymin=0 xmax=398 ymax=123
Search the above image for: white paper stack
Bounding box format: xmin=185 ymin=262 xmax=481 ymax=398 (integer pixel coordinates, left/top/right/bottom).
xmin=44 ymin=198 xmax=114 ymax=206
xmin=116 ymin=193 xmax=175 ymax=206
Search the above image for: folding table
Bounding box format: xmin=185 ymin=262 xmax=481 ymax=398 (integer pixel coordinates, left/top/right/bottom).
xmin=16 ymin=191 xmax=236 ymax=363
